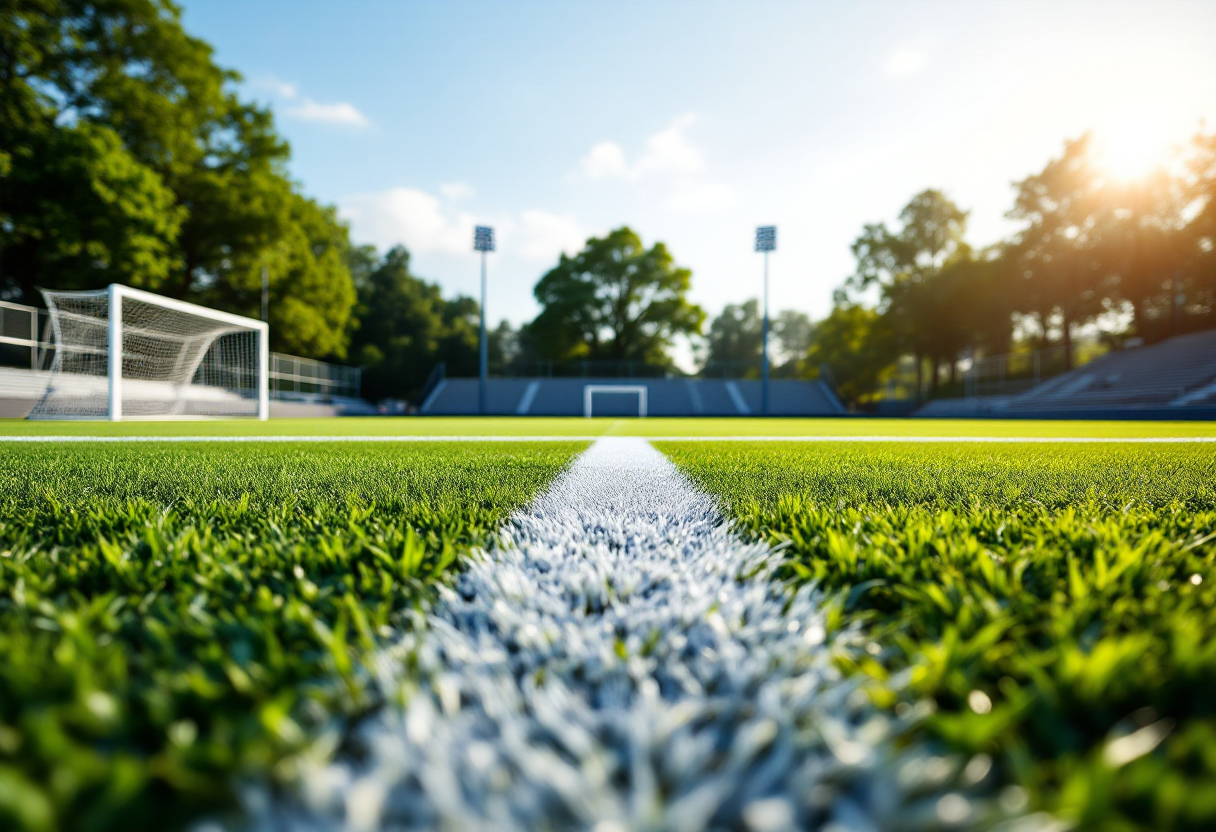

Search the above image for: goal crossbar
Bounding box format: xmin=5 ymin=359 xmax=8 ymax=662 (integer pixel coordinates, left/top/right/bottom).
xmin=583 ymin=384 xmax=648 ymax=418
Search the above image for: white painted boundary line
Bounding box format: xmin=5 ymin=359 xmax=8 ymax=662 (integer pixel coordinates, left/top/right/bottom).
xmin=2 ymin=434 xmax=1215 ymax=443
xmin=252 ymin=437 xmax=943 ymax=829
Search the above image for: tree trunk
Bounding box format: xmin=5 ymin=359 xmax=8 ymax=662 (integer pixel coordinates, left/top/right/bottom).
xmin=915 ymin=355 xmax=923 ymax=402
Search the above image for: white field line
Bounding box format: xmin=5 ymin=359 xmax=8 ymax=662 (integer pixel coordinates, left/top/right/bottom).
xmin=245 ymin=437 xmax=1011 ymax=832
xmin=3 ymin=434 xmax=1215 ymax=443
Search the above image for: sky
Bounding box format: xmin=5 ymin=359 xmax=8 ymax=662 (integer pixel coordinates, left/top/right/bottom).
xmin=181 ymin=0 xmax=1216 ymax=365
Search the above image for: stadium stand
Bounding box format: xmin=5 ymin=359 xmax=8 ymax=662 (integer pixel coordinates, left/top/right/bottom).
xmin=917 ymin=329 xmax=1216 ymax=418
xmin=420 ymin=377 xmax=846 ymax=417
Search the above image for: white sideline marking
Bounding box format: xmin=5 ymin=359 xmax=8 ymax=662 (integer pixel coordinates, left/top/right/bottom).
xmin=248 ymin=438 xmax=979 ymax=830
xmin=2 ymin=433 xmax=1215 ymax=443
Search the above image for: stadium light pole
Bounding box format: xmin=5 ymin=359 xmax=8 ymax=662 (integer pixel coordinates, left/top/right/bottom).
xmin=474 ymin=225 xmax=495 ymax=415
xmin=755 ymin=226 xmax=776 ymax=416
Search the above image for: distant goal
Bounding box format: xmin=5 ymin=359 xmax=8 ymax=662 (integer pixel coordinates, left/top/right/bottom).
xmin=583 ymin=384 xmax=648 ymax=418
xmin=30 ymin=284 xmax=269 ymax=421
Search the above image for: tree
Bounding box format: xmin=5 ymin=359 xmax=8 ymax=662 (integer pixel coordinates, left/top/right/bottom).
xmin=0 ymin=0 xmax=356 ymax=358
xmin=702 ymin=299 xmax=762 ymax=375
xmin=701 ymin=302 xmax=814 ymax=377
xmin=347 ymin=246 xmax=484 ymax=402
xmin=772 ymin=310 xmax=815 ymax=366
xmin=803 ymin=303 xmax=893 ymax=406
xmin=845 ymin=189 xmax=972 ymax=395
xmin=1183 ymin=130 xmax=1216 ymax=324
xmin=204 ymin=194 xmax=356 ymax=358
xmin=1004 ymin=135 xmax=1113 ymax=362
xmin=1 ymin=121 xmax=184 ymax=295
xmin=528 ymin=227 xmax=705 ymax=368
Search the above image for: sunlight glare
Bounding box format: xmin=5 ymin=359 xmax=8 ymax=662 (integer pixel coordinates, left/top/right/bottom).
xmin=1096 ymin=118 xmax=1173 ymax=181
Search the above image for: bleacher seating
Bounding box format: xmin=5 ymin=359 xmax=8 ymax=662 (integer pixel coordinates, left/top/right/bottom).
xmin=917 ymin=329 xmax=1216 ymax=417
xmin=420 ymin=377 xmax=846 ymax=417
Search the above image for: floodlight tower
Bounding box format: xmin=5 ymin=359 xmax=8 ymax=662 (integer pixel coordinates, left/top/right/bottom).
xmin=755 ymin=225 xmax=776 ymax=416
xmin=474 ymin=225 xmax=495 ymax=415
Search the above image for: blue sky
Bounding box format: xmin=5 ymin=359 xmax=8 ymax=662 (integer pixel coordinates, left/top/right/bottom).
xmin=181 ymin=0 xmax=1216 ymax=359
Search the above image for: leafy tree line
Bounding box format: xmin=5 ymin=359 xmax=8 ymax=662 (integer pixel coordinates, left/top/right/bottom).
xmin=1 ymin=0 xmax=355 ymax=358
xmin=0 ymin=0 xmax=519 ymax=403
xmin=811 ymin=132 xmax=1216 ymax=405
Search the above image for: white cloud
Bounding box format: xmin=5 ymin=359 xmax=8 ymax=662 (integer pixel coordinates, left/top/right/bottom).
xmin=340 ymin=188 xmax=592 ymax=263
xmin=886 ymin=48 xmax=927 ymax=77
xmin=439 ymin=182 xmax=475 ymax=201
xmin=582 ymin=141 xmax=629 ymax=179
xmin=340 ymin=187 xmax=473 ymax=254
xmin=634 ymin=114 xmax=704 ymax=178
xmin=255 ymin=76 xmax=369 ymax=127
xmin=284 ymin=98 xmax=369 ymax=127
xmin=259 ymin=77 xmax=298 ymax=98
xmin=515 ymin=210 xmax=589 ymax=259
xmin=578 ymin=114 xmax=732 ymax=212
xmin=580 ymin=115 xmax=704 ymax=181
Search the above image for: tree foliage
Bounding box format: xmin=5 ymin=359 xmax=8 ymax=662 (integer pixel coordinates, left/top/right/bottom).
xmin=821 ymin=130 xmax=1216 ymax=403
xmin=803 ymin=304 xmax=892 ymax=405
xmin=0 ymin=0 xmax=355 ymax=358
xmin=528 ymin=227 xmax=704 ymax=368
xmin=702 ymin=299 xmax=762 ymax=371
xmin=348 ymin=246 xmax=504 ymax=402
xmin=702 ymin=301 xmax=814 ymax=377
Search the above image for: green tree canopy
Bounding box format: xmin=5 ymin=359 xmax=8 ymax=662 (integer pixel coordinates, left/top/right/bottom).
xmin=702 ymin=301 xmax=814 ymax=376
xmin=527 ymin=227 xmax=705 ymax=368
xmin=702 ymin=299 xmax=762 ymax=373
xmin=349 ymin=246 xmax=493 ymax=402
xmin=0 ymin=0 xmax=355 ymax=358
xmin=803 ymin=303 xmax=893 ymax=406
xmin=1184 ymin=130 xmax=1216 ymax=316
xmin=844 ymin=189 xmax=985 ymax=393
xmin=772 ymin=309 xmax=815 ymax=365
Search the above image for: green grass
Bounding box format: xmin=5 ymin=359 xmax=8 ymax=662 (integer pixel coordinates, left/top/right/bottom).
xmin=1 ymin=415 xmax=1214 ymax=438
xmin=658 ymin=440 xmax=1216 ymax=831
xmin=0 ymin=440 xmax=584 ymax=832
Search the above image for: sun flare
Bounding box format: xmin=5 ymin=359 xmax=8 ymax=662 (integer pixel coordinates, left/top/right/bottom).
xmin=1095 ymin=118 xmax=1175 ymax=181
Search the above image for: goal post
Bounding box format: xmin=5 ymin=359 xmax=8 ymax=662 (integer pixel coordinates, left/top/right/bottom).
xmin=583 ymin=384 xmax=648 ymax=418
xmin=31 ymin=284 xmax=269 ymax=421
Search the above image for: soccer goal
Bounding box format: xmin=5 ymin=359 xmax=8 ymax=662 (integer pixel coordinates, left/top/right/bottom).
xmin=583 ymin=384 xmax=648 ymax=418
xmin=29 ymin=284 xmax=269 ymax=421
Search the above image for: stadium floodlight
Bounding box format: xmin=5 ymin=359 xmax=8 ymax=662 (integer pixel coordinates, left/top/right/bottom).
xmin=473 ymin=226 xmax=495 ymax=415
xmin=755 ymin=226 xmax=777 ymax=416
xmin=29 ymin=284 xmax=269 ymax=421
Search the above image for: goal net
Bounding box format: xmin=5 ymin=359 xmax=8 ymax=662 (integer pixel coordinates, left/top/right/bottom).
xmin=583 ymin=384 xmax=648 ymax=418
xmin=29 ymin=285 xmax=269 ymax=420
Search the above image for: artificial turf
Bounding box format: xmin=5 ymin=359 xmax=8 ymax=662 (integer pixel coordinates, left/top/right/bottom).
xmin=0 ymin=440 xmax=585 ymax=832
xmin=1 ymin=416 xmax=1214 ymax=438
xmin=658 ymin=440 xmax=1216 ymax=831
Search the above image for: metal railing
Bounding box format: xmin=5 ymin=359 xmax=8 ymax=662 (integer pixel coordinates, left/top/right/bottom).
xmin=499 ymin=359 xmax=676 ymax=379
xmin=961 ymin=343 xmax=1108 ymax=398
xmin=0 ymin=301 xmax=54 ymax=370
xmin=269 ymin=353 xmax=361 ymax=401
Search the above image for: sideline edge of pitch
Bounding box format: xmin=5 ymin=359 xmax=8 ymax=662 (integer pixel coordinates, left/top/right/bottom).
xmin=2 ymin=435 xmax=1216 ymax=443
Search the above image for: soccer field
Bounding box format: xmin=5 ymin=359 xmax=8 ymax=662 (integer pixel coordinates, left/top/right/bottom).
xmin=1 ymin=415 xmax=1215 ymax=438
xmin=658 ymin=439 xmax=1216 ymax=829
xmin=1 ymin=419 xmax=1214 ymax=831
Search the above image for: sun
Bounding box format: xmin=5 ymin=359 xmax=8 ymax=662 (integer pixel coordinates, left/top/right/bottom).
xmin=1095 ymin=118 xmax=1174 ymax=181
